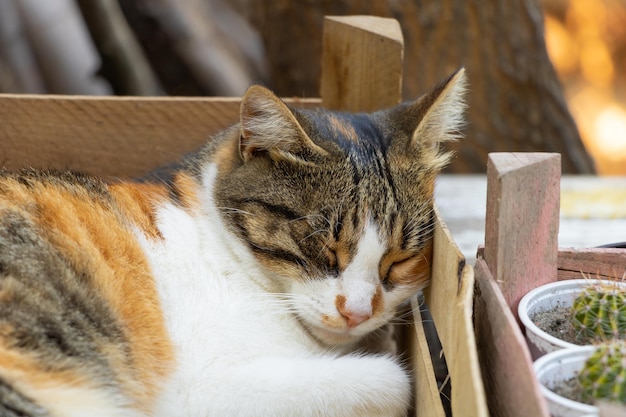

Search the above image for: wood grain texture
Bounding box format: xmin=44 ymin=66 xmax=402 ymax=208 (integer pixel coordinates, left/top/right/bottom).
xmin=474 ymin=258 xmax=550 ymax=417
xmin=557 ymin=247 xmax=626 ymax=281
xmin=0 ymin=95 xmax=319 ymax=178
xmin=320 ymin=15 xmax=403 ymax=112
xmin=424 ymin=207 xmax=488 ymax=417
xmin=410 ymin=298 xmax=446 ymax=417
xmin=483 ymin=153 xmax=561 ymax=316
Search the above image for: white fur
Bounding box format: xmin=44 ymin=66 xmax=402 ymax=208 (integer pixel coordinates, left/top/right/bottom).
xmin=340 ymin=220 xmax=386 ymax=318
xmin=134 ymin=164 xmax=410 ymax=417
xmin=413 ymin=68 xmax=467 ymax=145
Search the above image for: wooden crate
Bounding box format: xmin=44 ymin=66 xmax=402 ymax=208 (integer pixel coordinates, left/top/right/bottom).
xmin=0 ymin=15 xmax=487 ymax=417
xmin=475 ymin=153 xmax=626 ymax=417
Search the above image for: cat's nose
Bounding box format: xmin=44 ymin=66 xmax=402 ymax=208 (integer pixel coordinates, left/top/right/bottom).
xmin=338 ymin=307 xmax=371 ymax=328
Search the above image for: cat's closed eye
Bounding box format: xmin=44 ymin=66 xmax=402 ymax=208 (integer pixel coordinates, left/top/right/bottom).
xmin=386 ymin=255 xmax=431 ymax=287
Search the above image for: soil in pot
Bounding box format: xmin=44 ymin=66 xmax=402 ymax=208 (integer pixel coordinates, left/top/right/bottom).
xmin=550 ymin=374 xmax=591 ymax=405
xmin=531 ymin=306 xmax=592 ymax=346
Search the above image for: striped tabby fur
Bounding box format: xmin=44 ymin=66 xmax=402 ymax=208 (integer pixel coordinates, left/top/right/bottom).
xmin=0 ymin=69 xmax=466 ymax=417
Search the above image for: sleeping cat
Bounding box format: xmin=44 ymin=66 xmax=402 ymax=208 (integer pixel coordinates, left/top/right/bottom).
xmin=0 ymin=68 xmax=466 ymax=417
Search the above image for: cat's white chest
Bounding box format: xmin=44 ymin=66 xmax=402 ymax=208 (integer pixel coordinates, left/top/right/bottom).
xmin=136 ymin=200 xmax=318 ymax=416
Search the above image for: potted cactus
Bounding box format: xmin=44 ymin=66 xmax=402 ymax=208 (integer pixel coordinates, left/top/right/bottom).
xmin=571 ymin=282 xmax=626 ymax=342
xmin=522 ymin=276 xmax=626 ymax=416
xmin=578 ymin=340 xmax=626 ymax=405
xmin=534 ymin=341 xmax=626 ymax=417
xmin=519 ymin=277 xmax=626 ymax=359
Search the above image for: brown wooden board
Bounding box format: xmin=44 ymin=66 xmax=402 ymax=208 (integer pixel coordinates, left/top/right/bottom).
xmin=557 ymin=247 xmax=626 ymax=281
xmin=320 ymin=15 xmax=403 ymax=112
xmin=483 ymin=153 xmax=561 ymax=317
xmin=0 ymin=94 xmax=319 ymax=179
xmin=474 ymin=258 xmax=550 ymax=417
xmin=423 ymin=207 xmax=488 ymax=417
xmin=410 ymin=297 xmax=447 ymax=417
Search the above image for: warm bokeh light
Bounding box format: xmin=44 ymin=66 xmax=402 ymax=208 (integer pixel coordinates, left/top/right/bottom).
xmin=544 ymin=0 xmax=626 ymax=174
xmin=593 ymin=105 xmax=626 ymax=158
xmin=545 ymin=15 xmax=578 ymax=75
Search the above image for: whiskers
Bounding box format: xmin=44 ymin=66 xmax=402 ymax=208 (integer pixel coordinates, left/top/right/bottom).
xmin=244 ymin=292 xmax=305 ymax=319
xmin=387 ymin=308 xmax=416 ymax=326
xmin=403 ymin=205 xmax=436 ymax=247
xmin=217 ymin=206 xmax=254 ymax=216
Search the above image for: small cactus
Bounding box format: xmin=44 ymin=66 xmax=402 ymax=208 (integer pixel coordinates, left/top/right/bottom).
xmin=571 ymin=280 xmax=626 ymax=342
xmin=578 ymin=340 xmax=626 ymax=405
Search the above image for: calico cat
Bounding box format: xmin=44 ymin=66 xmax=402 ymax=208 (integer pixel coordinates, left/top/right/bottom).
xmin=0 ymin=68 xmax=466 ymax=417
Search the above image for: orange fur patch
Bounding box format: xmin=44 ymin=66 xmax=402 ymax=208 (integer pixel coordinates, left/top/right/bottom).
xmin=0 ymin=345 xmax=97 ymax=387
xmin=0 ymin=177 xmax=174 ymax=412
xmin=333 ymin=242 xmax=352 ymax=271
xmin=110 ymin=182 xmax=168 ymax=239
xmin=172 ymin=172 xmax=201 ymax=209
xmin=321 ymin=313 xmax=346 ymax=329
xmin=385 ymin=244 xmax=433 ymax=287
xmin=335 ymin=294 xmax=347 ymax=316
xmin=371 ymin=285 xmax=384 ymax=316
xmin=328 ymin=114 xmax=358 ymax=143
xmin=213 ymin=134 xmax=242 ymax=175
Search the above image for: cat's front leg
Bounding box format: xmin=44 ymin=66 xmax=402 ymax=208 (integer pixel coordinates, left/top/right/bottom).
xmin=207 ymin=354 xmax=410 ymax=417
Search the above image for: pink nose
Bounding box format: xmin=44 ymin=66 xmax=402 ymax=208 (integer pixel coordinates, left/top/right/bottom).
xmin=338 ymin=309 xmax=371 ymax=328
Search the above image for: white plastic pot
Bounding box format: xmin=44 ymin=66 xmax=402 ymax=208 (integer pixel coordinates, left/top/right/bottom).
xmin=533 ymin=346 xmax=598 ymax=417
xmin=518 ymin=279 xmax=626 ymax=359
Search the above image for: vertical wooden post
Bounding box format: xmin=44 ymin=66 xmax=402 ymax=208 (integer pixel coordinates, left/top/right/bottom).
xmin=474 ymin=258 xmax=551 ymax=417
xmin=483 ymin=152 xmax=561 ymax=315
xmin=320 ymin=15 xmax=403 ymax=112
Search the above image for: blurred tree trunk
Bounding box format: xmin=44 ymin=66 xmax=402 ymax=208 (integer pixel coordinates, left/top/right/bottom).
xmin=76 ymin=0 xmax=162 ymax=95
xmin=244 ymin=0 xmax=595 ymax=174
xmin=120 ymin=0 xmax=267 ymax=96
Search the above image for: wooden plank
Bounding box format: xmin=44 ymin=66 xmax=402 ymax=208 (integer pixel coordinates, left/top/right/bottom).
xmin=410 ymin=298 xmax=446 ymax=417
xmin=474 ymin=258 xmax=550 ymax=417
xmin=483 ymin=153 xmax=561 ymax=316
xmin=424 ymin=208 xmax=488 ymax=417
xmin=0 ymin=95 xmax=320 ymax=178
xmin=557 ymin=247 xmax=626 ymax=281
xmin=320 ymin=15 xmax=403 ymax=112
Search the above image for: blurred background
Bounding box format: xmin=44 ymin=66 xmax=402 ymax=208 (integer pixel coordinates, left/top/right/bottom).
xmin=0 ymin=0 xmax=623 ymax=175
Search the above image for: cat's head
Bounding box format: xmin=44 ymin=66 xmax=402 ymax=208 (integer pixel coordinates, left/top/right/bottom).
xmin=211 ymin=69 xmax=466 ymax=346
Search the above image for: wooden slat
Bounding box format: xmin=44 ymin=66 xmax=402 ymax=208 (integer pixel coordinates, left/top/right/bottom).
xmin=0 ymin=95 xmax=319 ymax=178
xmin=557 ymin=247 xmax=626 ymax=280
xmin=424 ymin=208 xmax=488 ymax=417
xmin=483 ymin=153 xmax=561 ymax=316
xmin=320 ymin=15 xmax=403 ymax=112
xmin=410 ymin=298 xmax=446 ymax=417
xmin=474 ymin=258 xmax=550 ymax=417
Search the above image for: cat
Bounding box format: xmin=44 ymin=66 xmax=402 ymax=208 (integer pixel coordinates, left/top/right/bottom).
xmin=0 ymin=68 xmax=466 ymax=417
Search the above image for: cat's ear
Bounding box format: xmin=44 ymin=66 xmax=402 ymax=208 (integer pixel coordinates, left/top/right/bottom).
xmin=239 ymin=86 xmax=327 ymax=163
xmin=391 ymin=68 xmax=467 ymax=167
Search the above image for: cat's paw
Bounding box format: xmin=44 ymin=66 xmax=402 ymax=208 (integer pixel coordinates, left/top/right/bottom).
xmin=199 ymin=354 xmax=411 ymax=417
xmin=336 ymin=354 xmax=410 ymax=417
